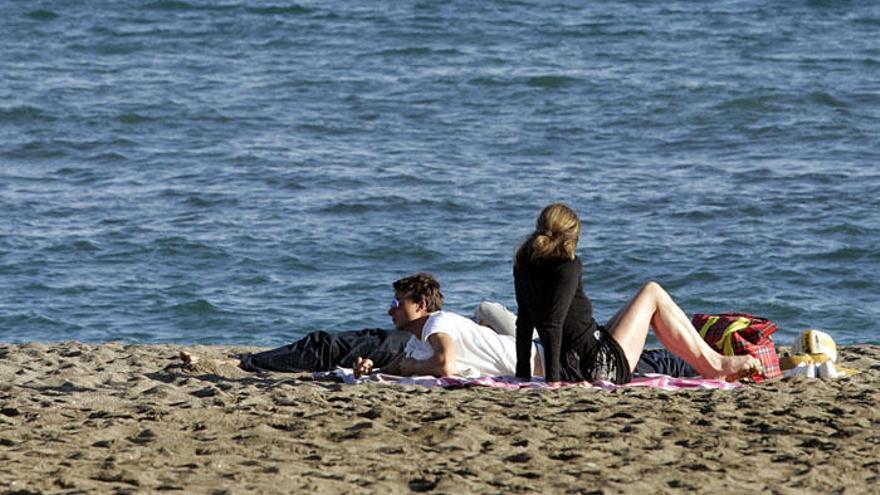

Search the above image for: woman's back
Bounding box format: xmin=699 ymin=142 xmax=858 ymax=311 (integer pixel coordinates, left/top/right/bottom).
xmin=514 ymin=255 xmax=600 ymax=380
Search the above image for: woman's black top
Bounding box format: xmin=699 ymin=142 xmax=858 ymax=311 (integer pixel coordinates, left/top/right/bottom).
xmin=514 ymin=255 xmax=601 ymax=382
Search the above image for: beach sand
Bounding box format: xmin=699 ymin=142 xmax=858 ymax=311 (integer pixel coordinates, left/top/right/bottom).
xmin=0 ymin=343 xmax=877 ymax=494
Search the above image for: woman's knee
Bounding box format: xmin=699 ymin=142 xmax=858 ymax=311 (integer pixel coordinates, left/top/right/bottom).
xmin=640 ymin=280 xmax=665 ymax=297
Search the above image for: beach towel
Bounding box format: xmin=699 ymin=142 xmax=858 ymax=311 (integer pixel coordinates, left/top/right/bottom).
xmin=328 ymin=369 xmax=742 ymax=391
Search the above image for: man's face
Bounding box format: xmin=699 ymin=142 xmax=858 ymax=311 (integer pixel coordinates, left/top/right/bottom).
xmin=388 ymin=293 xmax=428 ymax=332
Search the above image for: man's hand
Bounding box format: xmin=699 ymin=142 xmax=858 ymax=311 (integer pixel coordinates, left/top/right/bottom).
xmin=353 ymin=357 xmax=374 ymax=378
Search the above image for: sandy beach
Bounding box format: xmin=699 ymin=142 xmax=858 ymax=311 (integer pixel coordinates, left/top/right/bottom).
xmin=1 ymin=342 xmax=877 ymax=494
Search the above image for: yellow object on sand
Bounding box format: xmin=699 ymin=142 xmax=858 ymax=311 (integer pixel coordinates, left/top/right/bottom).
xmin=793 ymin=329 xmax=837 ymax=363
xmin=837 ymin=367 xmax=861 ymax=377
xmin=779 ymin=353 xmax=830 ymax=370
xmin=780 ymin=352 xmax=860 ymax=379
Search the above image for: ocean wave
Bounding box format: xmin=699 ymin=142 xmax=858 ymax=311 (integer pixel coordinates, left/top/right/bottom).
xmin=810 ymin=222 xmax=876 ymax=237
xmin=25 ymin=9 xmax=59 ymax=21
xmin=117 ymin=112 xmax=154 ymax=125
xmin=87 ymin=152 xmax=129 ymax=163
xmin=296 ymin=122 xmax=363 ymax=135
xmin=0 ymin=313 xmax=82 ymax=337
xmin=246 ymin=5 xmax=313 ymax=16
xmin=183 ymin=193 xmax=240 ymax=208
xmin=152 ymin=237 xmax=231 ymax=261
xmin=169 ymin=299 xmax=223 ymax=316
xmin=143 ymin=0 xmax=196 ymax=11
xmin=2 ymin=138 xmax=138 ymax=161
xmin=44 ymin=239 xmax=102 ymax=253
xmin=713 ymin=94 xmax=785 ymax=113
xmin=376 ymin=47 xmax=464 ymax=57
xmin=279 ymin=255 xmax=319 ymax=272
xmin=468 ymin=76 xmax=513 ymax=87
xmin=0 ymin=105 xmax=56 ymax=124
xmin=314 ymin=196 xmax=468 ymax=215
xmin=358 ymin=243 xmax=442 ymax=262
xmin=807 ymin=247 xmax=877 ymax=262
xmin=1 ymin=141 xmax=65 ymax=160
xmin=853 ymin=15 xmax=880 ymax=26
xmin=55 ymin=166 xmax=100 ymax=179
xmin=805 ymin=91 xmax=849 ymax=109
xmin=525 ymin=75 xmax=580 ymax=89
xmin=71 ymin=41 xmax=146 ymax=56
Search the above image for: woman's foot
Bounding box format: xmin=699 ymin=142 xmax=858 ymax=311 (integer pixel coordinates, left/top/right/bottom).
xmin=719 ymin=355 xmax=763 ymax=382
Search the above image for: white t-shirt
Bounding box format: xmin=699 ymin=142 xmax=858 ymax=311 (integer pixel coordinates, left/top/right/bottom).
xmin=404 ymin=311 xmax=539 ymax=378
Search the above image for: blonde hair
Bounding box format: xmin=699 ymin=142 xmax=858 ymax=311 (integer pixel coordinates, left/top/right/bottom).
xmin=516 ymin=203 xmax=581 ymax=265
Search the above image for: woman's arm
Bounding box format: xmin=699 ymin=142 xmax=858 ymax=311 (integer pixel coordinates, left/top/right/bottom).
xmin=539 ymin=261 xmax=581 ymax=382
xmin=514 ymin=273 xmax=535 ymax=380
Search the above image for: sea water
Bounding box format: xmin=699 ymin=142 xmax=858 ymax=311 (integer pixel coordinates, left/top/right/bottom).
xmin=1 ymin=0 xmax=878 ymax=346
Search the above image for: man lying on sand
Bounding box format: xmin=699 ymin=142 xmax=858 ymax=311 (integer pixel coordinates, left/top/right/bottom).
xmin=353 ymin=273 xmax=542 ymax=378
xmin=181 ymin=273 xmax=541 ymax=378
xmin=181 ymin=272 xmax=697 ymax=379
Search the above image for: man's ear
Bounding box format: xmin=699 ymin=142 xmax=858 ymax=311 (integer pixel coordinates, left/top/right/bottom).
xmin=416 ymin=299 xmax=430 ymax=314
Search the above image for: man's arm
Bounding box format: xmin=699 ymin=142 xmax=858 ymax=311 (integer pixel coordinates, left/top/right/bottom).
xmin=357 ymin=332 xmax=457 ymax=378
xmin=397 ymin=332 xmax=456 ymax=377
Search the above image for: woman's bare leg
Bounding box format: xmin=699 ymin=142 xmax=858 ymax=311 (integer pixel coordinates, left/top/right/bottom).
xmin=604 ymin=303 xmax=628 ymax=335
xmin=606 ymin=281 xmax=761 ymax=380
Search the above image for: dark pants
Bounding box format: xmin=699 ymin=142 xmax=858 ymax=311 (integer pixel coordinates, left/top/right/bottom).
xmin=560 ymin=346 xmax=695 ymax=383
xmin=636 ymin=348 xmax=698 ymax=377
xmin=237 ymin=328 xmax=411 ymax=372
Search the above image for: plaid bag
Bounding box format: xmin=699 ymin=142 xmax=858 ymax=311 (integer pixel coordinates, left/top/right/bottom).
xmin=691 ymin=313 xmax=782 ymax=382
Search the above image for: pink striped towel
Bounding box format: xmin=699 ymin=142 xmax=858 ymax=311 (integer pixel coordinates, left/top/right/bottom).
xmin=332 ymin=370 xmax=741 ymax=391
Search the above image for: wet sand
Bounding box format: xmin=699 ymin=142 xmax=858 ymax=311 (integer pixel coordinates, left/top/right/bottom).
xmin=1 ymin=342 xmax=878 ymax=494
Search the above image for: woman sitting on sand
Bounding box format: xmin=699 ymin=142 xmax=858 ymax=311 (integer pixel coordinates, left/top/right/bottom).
xmin=513 ymin=203 xmax=761 ymax=384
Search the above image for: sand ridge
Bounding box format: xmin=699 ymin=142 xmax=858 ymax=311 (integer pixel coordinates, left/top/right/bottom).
xmin=1 ymin=342 xmax=878 ymax=494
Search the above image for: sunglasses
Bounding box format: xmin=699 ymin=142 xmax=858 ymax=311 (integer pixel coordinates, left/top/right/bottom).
xmin=389 ymin=298 xmax=400 ymax=310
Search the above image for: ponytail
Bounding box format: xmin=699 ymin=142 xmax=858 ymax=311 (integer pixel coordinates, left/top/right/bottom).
xmin=515 ymin=204 xmax=580 ymax=266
